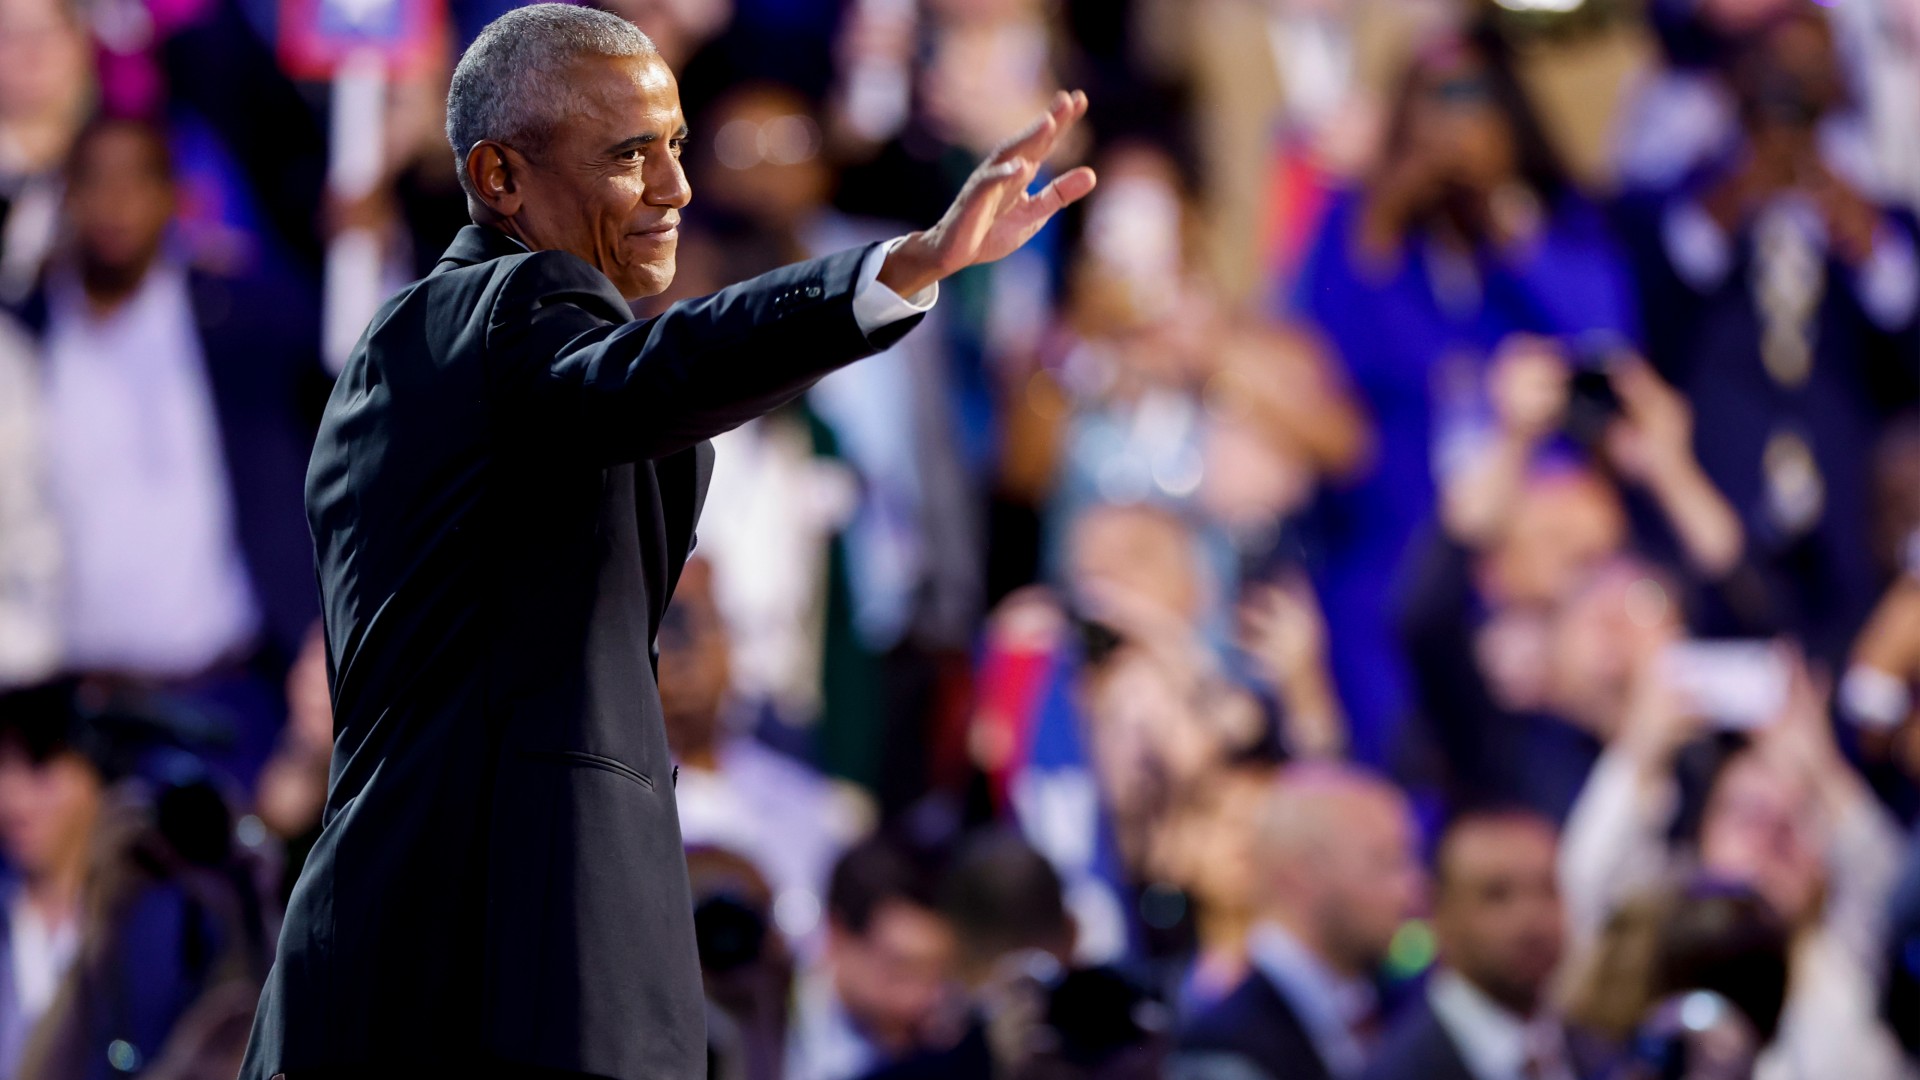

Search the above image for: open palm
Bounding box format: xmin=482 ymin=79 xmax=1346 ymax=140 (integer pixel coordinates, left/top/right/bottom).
xmin=878 ymin=91 xmax=1097 ymax=296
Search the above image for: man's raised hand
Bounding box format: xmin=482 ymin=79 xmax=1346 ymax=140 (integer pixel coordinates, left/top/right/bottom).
xmin=877 ymin=90 xmax=1097 ymax=298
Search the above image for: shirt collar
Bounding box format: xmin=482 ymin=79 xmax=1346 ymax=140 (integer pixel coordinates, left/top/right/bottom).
xmin=1427 ymin=968 xmax=1566 ymax=1080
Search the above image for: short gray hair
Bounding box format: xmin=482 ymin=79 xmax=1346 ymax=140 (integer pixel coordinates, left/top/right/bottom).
xmin=445 ymin=4 xmax=656 ymax=197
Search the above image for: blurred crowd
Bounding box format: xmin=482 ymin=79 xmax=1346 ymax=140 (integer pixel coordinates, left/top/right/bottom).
xmin=0 ymin=0 xmax=1919 ymax=1076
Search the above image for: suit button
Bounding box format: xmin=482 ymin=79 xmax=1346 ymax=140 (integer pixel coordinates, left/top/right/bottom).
xmin=804 ymin=285 xmax=822 ymax=298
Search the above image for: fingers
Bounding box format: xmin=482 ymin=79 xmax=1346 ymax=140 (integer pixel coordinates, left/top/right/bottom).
xmin=1010 ymin=166 xmax=1098 ymax=232
xmin=992 ymin=89 xmax=1089 ymax=167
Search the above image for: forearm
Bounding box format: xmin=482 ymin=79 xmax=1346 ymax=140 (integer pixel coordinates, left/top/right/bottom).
xmin=1560 ymin=747 xmax=1678 ymax=944
xmin=1441 ymin=429 xmax=1537 ymax=547
xmin=1645 ymin=459 xmax=1744 ymax=578
xmin=1277 ymin=666 xmax=1347 ymax=758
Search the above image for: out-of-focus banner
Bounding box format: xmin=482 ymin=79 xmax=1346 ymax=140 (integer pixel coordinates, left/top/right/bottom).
xmin=278 ymin=0 xmax=445 ymax=80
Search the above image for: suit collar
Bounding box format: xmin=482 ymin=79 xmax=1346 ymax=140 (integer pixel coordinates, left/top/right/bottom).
xmin=435 ymin=225 xmax=530 ymax=271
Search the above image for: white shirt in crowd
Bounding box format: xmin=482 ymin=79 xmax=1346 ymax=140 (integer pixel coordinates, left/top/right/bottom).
xmin=41 ymin=263 xmax=260 ymax=677
xmin=1426 ymin=968 xmax=1576 ymax=1080
xmin=1560 ymin=748 xmax=1916 ymax=1080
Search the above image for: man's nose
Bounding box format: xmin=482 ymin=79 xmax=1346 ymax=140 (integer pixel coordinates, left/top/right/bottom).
xmin=647 ymin=155 xmax=692 ymax=209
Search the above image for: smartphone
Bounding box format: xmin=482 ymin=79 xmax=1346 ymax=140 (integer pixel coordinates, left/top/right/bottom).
xmin=1562 ymin=334 xmax=1628 ymax=448
xmin=1659 ymin=640 xmax=1788 ymax=730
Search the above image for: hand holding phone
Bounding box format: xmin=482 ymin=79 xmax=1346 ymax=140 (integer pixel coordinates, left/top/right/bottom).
xmin=1658 ymin=640 xmax=1789 ymax=730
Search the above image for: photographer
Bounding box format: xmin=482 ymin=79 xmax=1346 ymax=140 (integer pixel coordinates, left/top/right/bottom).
xmin=1557 ymin=653 xmax=1908 ymax=1079
xmin=1615 ymin=4 xmax=1920 ymax=667
xmin=864 ymin=828 xmax=1169 ymax=1080
xmin=1397 ymin=336 xmax=1766 ymax=817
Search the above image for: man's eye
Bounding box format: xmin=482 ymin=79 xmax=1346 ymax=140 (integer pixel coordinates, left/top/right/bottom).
xmin=669 ymin=139 xmax=686 ymax=156
xmin=619 ymin=149 xmax=643 ymax=163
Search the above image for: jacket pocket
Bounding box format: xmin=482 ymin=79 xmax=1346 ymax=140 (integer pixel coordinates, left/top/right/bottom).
xmin=519 ymin=748 xmax=654 ymax=790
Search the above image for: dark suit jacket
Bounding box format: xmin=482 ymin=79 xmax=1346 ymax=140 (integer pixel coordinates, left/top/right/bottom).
xmin=1356 ymin=994 xmax=1474 ymax=1080
xmin=11 ymin=265 xmax=326 ymax=662
xmin=1175 ymin=971 xmax=1330 ymax=1080
xmin=239 ymin=226 xmax=922 ymax=1080
xmin=1358 ymin=984 xmax=1616 ymax=1080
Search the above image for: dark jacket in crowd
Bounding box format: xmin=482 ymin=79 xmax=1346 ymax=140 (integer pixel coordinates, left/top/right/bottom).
xmin=1174 ymin=972 xmax=1330 ymax=1080
xmin=239 ymin=225 xmax=921 ymax=1080
xmin=1356 ymin=995 xmax=1475 ymax=1080
xmin=1357 ymin=988 xmax=1615 ymax=1080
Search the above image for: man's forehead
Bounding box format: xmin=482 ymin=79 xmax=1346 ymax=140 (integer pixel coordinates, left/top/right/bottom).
xmin=573 ymin=52 xmax=683 ymax=127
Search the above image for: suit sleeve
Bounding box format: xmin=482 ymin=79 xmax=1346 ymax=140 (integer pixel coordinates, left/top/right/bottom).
xmin=486 ymin=243 xmax=925 ymax=463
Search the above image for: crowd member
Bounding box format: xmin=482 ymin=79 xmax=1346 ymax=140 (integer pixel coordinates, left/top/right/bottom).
xmin=688 ymin=846 xmax=793 ymax=1080
xmin=1607 ymin=881 xmax=1791 ymax=1080
xmin=1155 ymin=763 xmax=1278 ymax=1010
xmin=1169 ymin=0 xmax=1446 ymax=300
xmin=674 ymin=82 xmax=984 ymax=812
xmin=1559 ymin=655 xmax=1910 ymax=1080
xmin=1397 ymin=336 xmax=1764 ymax=817
xmin=1614 ymin=4 xmax=1920 ymax=666
xmin=0 ymin=681 xmax=100 ymax=1073
xmin=5 ymin=117 xmax=325 ymax=785
xmin=1363 ymin=808 xmax=1603 ymax=1080
xmin=1289 ymin=23 xmax=1639 ymax=762
xmin=1032 ymin=139 xmax=1370 ymax=586
xmin=0 ymin=0 xmax=1915 ymax=1075
xmin=975 ymin=500 xmax=1295 ymax=965
xmin=1172 ymin=763 xmax=1424 ymax=1080
xmin=0 ymin=680 xmax=271 ymax=1079
xmin=1613 ymin=0 xmax=1920 ymax=210
xmin=788 ymin=835 xmax=957 ymax=1080
xmin=660 ymin=556 xmax=871 ymax=953
xmin=0 ymin=310 xmax=57 ymax=687
xmin=862 ymin=828 xmax=1077 ymax=1079
xmin=250 ymin=626 xmax=334 ymax=904
xmin=0 ymin=0 xmax=91 ymax=303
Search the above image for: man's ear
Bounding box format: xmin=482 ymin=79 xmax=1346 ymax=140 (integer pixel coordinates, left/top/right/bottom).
xmin=465 ymin=141 xmax=524 ymax=218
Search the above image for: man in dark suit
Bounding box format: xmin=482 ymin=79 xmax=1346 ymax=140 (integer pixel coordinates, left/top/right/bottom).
xmin=1362 ymin=809 xmax=1603 ymax=1080
xmin=237 ymin=5 xmax=1095 ymax=1079
xmin=1172 ymin=765 xmax=1423 ymax=1080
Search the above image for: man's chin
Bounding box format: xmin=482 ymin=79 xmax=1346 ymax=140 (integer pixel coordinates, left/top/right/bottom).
xmin=617 ymin=256 xmax=676 ymax=303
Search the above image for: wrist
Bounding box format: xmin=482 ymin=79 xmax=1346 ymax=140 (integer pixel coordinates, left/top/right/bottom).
xmin=876 ymin=233 xmax=943 ymax=298
xmin=1641 ymin=454 xmax=1708 ymax=499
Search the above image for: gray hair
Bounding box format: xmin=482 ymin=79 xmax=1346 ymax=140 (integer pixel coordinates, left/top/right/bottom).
xmin=445 ymin=4 xmax=656 ymax=197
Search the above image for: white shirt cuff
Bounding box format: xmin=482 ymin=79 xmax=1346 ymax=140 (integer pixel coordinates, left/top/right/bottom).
xmin=1662 ymin=199 xmax=1732 ymax=292
xmin=1858 ymin=221 xmax=1920 ymax=330
xmin=850 ymin=237 xmax=937 ymax=334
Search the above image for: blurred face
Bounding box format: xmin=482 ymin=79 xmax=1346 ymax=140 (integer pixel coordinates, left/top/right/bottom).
xmin=1406 ymin=51 xmax=1516 ymax=191
xmin=1068 ymin=505 xmax=1202 ymax=623
xmin=1434 ymin=816 xmax=1565 ymax=1014
xmin=695 ymin=86 xmax=831 ymax=231
xmin=1169 ymin=769 xmax=1271 ymax=918
xmin=1300 ymin=789 xmax=1424 ymax=974
xmin=1483 ymin=470 xmax=1629 ymax=609
xmin=1547 ymin=562 xmax=1684 ymax=738
xmin=656 ymin=560 xmax=730 ymax=763
xmin=829 ymin=900 xmax=957 ymax=1053
xmin=1701 ymin=0 xmax=1798 ymax=33
xmin=1084 ymin=649 xmax=1236 ymax=825
xmin=0 ymin=0 xmax=90 ymax=127
xmin=481 ymin=53 xmax=691 ymax=301
xmin=67 ymin=124 xmax=176 ymax=286
xmin=0 ymin=744 xmax=101 ymax=878
xmin=1699 ymin=753 xmax=1824 ymax=926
